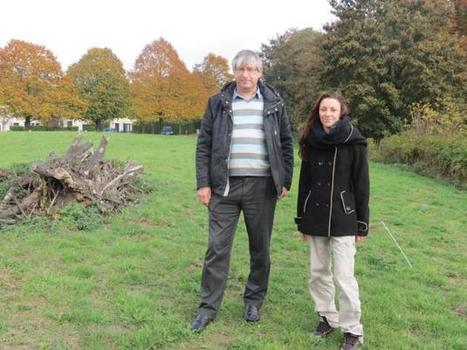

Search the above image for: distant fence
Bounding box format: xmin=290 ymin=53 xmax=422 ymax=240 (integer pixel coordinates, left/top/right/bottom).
xmin=132 ymin=121 xmax=201 ymax=135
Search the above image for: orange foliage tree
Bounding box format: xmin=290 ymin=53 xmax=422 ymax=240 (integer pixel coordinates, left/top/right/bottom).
xmin=129 ymin=38 xmax=207 ymax=129
xmin=0 ymin=39 xmax=73 ymax=127
xmin=193 ymin=53 xmax=233 ymax=96
xmin=42 ymin=75 xmax=86 ymax=125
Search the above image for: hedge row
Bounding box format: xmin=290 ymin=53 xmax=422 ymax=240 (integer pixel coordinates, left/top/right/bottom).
xmin=370 ymin=132 xmax=466 ymax=187
xmin=10 ymin=126 xmax=79 ymax=131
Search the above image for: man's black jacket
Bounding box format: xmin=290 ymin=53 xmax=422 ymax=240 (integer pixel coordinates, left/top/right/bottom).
xmin=196 ymin=80 xmax=294 ymax=196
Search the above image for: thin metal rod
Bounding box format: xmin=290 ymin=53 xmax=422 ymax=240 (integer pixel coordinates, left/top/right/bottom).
xmin=380 ymin=221 xmax=413 ymax=268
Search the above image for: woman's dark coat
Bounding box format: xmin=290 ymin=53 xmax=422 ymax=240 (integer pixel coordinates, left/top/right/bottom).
xmin=295 ymin=116 xmax=369 ymax=237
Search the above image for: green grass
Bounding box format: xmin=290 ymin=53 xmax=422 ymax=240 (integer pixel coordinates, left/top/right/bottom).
xmin=0 ymin=131 xmax=465 ymax=349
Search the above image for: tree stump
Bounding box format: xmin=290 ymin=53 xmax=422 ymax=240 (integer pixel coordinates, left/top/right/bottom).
xmin=0 ymin=136 xmax=144 ymax=224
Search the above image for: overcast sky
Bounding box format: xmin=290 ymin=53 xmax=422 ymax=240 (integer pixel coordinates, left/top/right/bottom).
xmin=1 ymin=0 xmax=334 ymax=72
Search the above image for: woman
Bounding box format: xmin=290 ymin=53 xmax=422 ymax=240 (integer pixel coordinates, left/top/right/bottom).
xmin=295 ymin=91 xmax=369 ymax=350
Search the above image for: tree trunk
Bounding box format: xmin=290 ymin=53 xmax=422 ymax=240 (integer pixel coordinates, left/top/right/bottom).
xmin=25 ymin=116 xmax=31 ymax=129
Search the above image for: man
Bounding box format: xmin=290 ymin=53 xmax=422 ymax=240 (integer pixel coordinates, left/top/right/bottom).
xmin=191 ymin=50 xmax=293 ymax=333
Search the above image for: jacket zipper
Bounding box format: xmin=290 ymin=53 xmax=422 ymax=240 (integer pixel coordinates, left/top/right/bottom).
xmin=223 ymin=104 xmax=233 ymax=197
xmin=328 ymin=147 xmax=338 ymax=236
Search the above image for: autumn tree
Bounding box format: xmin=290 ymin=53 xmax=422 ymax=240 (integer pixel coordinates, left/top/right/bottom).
xmin=193 ymin=53 xmax=233 ymax=96
xmin=0 ymin=78 xmax=5 ymax=108
xmin=42 ymin=75 xmax=86 ymax=125
xmin=321 ymin=0 xmax=466 ymax=142
xmin=452 ymin=0 xmax=466 ymax=45
xmin=0 ymin=39 xmax=64 ymax=127
xmin=262 ymin=28 xmax=323 ymax=129
xmin=67 ymin=48 xmax=130 ymax=130
xmin=129 ymin=38 xmax=207 ymax=128
xmin=177 ymin=71 xmax=209 ymax=123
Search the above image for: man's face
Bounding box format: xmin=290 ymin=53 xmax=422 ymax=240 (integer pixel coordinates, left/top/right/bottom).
xmin=234 ymin=63 xmax=262 ymax=94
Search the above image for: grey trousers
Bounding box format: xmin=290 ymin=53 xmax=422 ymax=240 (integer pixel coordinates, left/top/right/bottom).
xmin=307 ymin=235 xmax=363 ymax=336
xmin=198 ymin=176 xmax=277 ymax=318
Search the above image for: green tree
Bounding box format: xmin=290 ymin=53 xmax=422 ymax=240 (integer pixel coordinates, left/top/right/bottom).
xmin=67 ymin=48 xmax=130 ymax=130
xmin=321 ymin=0 xmax=466 ymax=142
xmin=262 ymin=28 xmax=323 ymax=130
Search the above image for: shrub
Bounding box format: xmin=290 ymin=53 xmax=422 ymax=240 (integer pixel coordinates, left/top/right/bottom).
xmin=9 ymin=126 xmax=26 ymax=131
xmin=58 ymin=202 xmax=104 ymax=231
xmin=370 ymin=100 xmax=466 ymax=187
xmin=374 ymin=132 xmax=466 ymax=187
xmin=407 ymin=98 xmax=465 ymax=136
xmin=82 ymin=125 xmax=97 ymax=132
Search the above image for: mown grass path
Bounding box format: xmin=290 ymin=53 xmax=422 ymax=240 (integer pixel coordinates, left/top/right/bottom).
xmin=0 ymin=132 xmax=465 ymax=349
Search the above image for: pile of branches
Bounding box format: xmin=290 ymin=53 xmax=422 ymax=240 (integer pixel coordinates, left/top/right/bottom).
xmin=0 ymin=136 xmax=144 ymax=225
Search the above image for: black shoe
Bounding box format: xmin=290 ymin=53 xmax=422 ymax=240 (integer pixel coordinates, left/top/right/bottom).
xmin=314 ymin=316 xmax=335 ymax=337
xmin=190 ymin=314 xmax=213 ymax=333
xmin=244 ymin=304 xmax=260 ymax=322
xmin=341 ymin=333 xmax=362 ymax=350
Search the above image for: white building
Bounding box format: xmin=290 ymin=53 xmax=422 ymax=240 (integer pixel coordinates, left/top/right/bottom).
xmin=0 ymin=116 xmax=134 ymax=132
xmin=109 ymin=117 xmax=133 ymax=133
xmin=62 ymin=118 xmax=85 ymax=131
xmin=0 ymin=116 xmax=27 ymax=132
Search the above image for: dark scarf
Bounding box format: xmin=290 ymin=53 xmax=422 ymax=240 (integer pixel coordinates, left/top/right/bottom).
xmin=308 ymin=116 xmax=367 ymax=149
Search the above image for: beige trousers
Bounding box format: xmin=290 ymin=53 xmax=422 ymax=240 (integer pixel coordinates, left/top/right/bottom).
xmin=307 ymin=235 xmax=363 ymax=336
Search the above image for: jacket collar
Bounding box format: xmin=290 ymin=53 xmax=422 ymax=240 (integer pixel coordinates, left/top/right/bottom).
xmin=220 ymin=80 xmax=280 ymax=103
xmin=232 ymin=87 xmax=261 ymax=101
xmin=219 ymin=80 xmax=282 ymax=114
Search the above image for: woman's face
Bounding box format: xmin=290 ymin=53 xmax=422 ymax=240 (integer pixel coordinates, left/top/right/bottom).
xmin=319 ymin=97 xmax=341 ymax=132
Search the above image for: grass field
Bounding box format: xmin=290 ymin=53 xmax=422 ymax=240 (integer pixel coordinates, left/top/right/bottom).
xmin=0 ymin=131 xmax=466 ymax=349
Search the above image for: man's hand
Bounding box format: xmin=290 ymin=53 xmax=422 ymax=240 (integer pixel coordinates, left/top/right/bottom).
xmin=197 ymin=187 xmax=211 ymax=206
xmin=356 ymin=235 xmax=365 ymax=243
xmin=278 ymin=187 xmax=288 ymax=199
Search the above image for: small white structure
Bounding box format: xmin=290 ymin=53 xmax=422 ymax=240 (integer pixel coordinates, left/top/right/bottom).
xmin=110 ymin=117 xmax=133 ymax=133
xmin=0 ymin=116 xmax=134 ymax=132
xmin=62 ymin=119 xmax=85 ymax=131
xmin=0 ymin=116 xmax=26 ymax=132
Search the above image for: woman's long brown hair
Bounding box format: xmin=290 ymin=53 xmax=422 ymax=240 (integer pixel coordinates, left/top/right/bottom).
xmin=298 ymin=91 xmax=349 ymax=160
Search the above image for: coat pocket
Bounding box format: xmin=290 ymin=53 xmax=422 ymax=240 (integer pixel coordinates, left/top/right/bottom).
xmin=339 ymin=190 xmax=355 ymax=215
